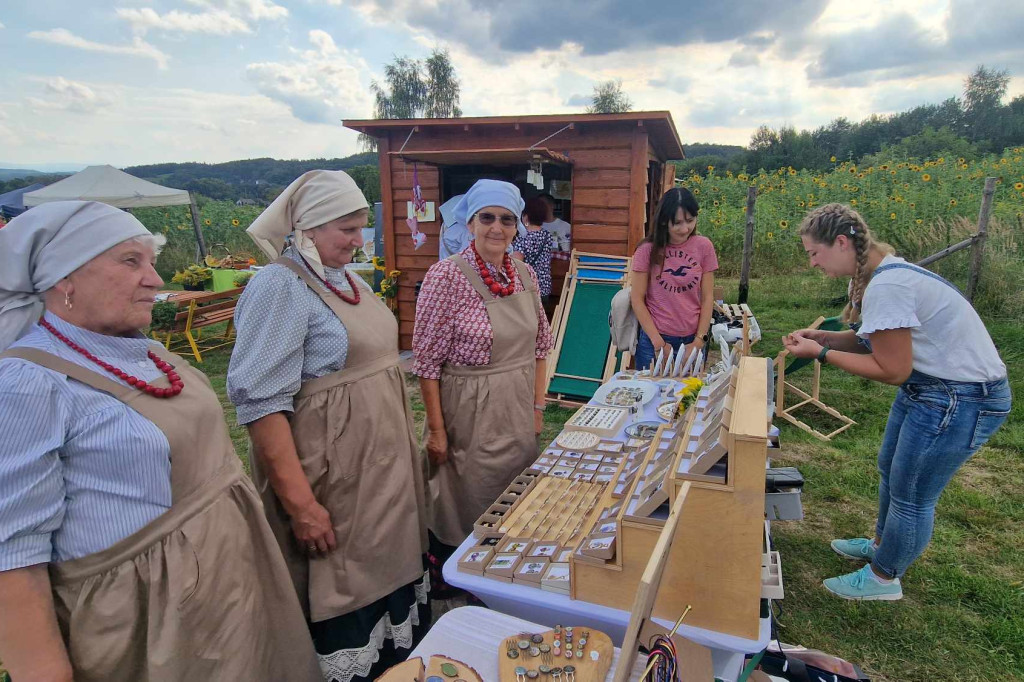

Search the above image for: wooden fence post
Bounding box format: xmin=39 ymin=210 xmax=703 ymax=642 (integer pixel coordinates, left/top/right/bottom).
xmin=738 ymin=186 xmax=757 ymax=305
xmin=967 ymin=177 xmax=996 ymax=302
xmin=188 ymin=192 xmax=208 ymax=260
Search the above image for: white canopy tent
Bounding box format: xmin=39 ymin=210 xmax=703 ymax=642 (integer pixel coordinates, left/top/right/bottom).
xmin=23 ymin=165 xmax=208 ymax=256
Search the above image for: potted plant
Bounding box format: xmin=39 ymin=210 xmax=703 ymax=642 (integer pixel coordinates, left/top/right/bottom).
xmin=171 ymin=265 xmax=213 ymax=291
xmin=233 ymin=271 xmax=254 ymax=287
xmin=149 ymin=300 xmax=179 ymax=332
xmin=205 ymin=250 xmax=258 ymax=291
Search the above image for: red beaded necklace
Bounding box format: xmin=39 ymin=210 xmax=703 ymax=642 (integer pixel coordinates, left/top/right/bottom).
xmin=470 ymin=243 xmax=517 ymax=297
xmin=313 ymin=268 xmax=361 ymax=305
xmin=39 ymin=318 xmax=184 ymax=399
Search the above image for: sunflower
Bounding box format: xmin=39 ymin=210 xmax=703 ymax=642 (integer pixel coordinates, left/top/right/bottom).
xmin=949 ymin=199 xmax=957 ymax=206
xmin=767 ymin=232 xmax=774 ymax=239
xmin=797 ymin=201 xmax=805 ymax=208
xmin=937 ymin=157 xmax=945 ymax=164
xmin=830 ymin=155 xmax=837 ymax=163
xmin=915 ymin=219 xmax=923 ymax=224
xmin=713 ymin=200 xmax=720 ymax=206
xmin=850 ymin=199 xmax=858 ymax=206
xmin=921 ymin=174 xmax=931 ymax=182
xmin=890 ymin=212 xmax=897 ymax=220
xmin=958 ymin=157 xmax=965 ymax=164
xmin=231 ymin=219 xmax=240 ymax=226
xmin=204 ymin=218 xmax=211 ymax=226
xmin=880 ymin=164 xmax=889 ymax=170
xmin=788 ymin=168 xmax=797 ymax=176
xmin=909 ymin=202 xmax=916 ymax=208
xmin=779 ymin=220 xmax=789 ymax=229
xmin=1015 ymin=182 xmax=1024 ymax=191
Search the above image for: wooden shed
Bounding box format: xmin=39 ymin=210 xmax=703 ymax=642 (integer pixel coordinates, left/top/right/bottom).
xmin=343 ymin=112 xmax=685 ymax=349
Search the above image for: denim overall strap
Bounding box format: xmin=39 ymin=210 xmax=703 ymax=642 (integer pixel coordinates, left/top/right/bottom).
xmin=872 ymin=262 xmax=967 ymax=300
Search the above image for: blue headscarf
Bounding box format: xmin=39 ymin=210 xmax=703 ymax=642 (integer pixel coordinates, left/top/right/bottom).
xmin=453 ymin=180 xmax=526 ymax=236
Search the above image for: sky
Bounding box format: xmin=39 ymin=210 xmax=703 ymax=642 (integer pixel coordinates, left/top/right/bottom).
xmin=1 ymin=0 xmax=1023 ymax=169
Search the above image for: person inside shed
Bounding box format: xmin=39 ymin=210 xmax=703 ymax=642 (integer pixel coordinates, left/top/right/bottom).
xmin=512 ymin=196 xmax=557 ymax=303
xmin=413 ymin=179 xmax=554 ymax=592
xmin=228 ymin=170 xmax=430 ymax=680
xmin=0 ymin=201 xmax=320 ymax=682
xmin=783 ymin=204 xmax=1010 ymax=600
xmin=538 ymin=192 xmax=571 ymax=252
xmin=631 ymin=187 xmax=718 ymax=372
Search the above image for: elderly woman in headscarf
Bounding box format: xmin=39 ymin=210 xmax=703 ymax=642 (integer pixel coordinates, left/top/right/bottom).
xmin=413 ymin=179 xmax=554 ymax=573
xmin=0 ymin=201 xmax=320 ymax=682
xmin=227 ymin=170 xmax=429 ymax=680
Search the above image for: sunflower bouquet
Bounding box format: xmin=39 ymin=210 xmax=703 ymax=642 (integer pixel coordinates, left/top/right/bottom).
xmin=376 ymin=269 xmax=401 ymax=313
xmin=674 ymin=377 xmax=704 ymax=419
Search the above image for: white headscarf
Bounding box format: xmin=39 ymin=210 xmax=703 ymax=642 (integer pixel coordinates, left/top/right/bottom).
xmin=0 ymin=201 xmax=152 ymax=350
xmin=246 ymin=170 xmax=369 ymax=279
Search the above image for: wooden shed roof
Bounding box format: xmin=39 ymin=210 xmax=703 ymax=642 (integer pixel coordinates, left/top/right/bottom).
xmin=344 ymin=111 xmax=684 ymax=160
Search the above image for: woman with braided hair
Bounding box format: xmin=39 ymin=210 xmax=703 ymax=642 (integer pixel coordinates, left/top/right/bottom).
xmin=783 ymin=203 xmax=1010 ymax=601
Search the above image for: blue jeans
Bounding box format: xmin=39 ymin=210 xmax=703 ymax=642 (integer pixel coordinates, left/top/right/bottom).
xmin=634 ymin=327 xmax=694 ymax=372
xmin=872 ymin=371 xmax=1011 ymax=578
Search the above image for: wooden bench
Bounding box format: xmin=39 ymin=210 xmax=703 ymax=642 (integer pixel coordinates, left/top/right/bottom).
xmin=154 ymin=287 xmax=244 ymax=363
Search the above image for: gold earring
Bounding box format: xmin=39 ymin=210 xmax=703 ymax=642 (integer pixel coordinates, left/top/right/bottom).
xmin=64 ymin=291 xmax=73 ymax=310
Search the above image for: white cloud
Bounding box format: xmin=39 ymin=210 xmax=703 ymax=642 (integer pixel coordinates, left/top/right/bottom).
xmin=115 ymin=7 xmax=252 ymax=36
xmin=0 ymin=21 xmax=6 ymax=29
xmin=245 ymin=30 xmax=373 ymax=124
xmin=26 ymin=77 xmax=115 ymax=114
xmin=186 ymin=0 xmax=288 ymax=22
xmin=27 ymin=28 xmax=170 ymax=69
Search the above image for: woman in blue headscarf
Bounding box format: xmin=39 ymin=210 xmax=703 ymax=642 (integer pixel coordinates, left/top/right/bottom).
xmin=413 ymin=180 xmax=554 ymax=564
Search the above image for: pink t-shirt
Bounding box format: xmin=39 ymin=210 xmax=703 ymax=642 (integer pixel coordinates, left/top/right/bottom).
xmin=632 ymin=236 xmax=718 ymax=337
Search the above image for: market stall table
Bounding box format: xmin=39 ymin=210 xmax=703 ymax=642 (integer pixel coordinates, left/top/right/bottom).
xmin=444 ymin=371 xmax=772 ymax=682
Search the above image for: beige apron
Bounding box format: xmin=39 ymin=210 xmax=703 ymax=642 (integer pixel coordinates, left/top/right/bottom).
xmin=252 ymin=257 xmax=428 ymax=623
xmin=428 ymin=255 xmax=540 ymax=547
xmin=0 ymin=346 xmax=321 ymax=682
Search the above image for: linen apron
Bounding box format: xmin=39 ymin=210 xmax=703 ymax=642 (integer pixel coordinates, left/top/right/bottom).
xmin=0 ymin=346 xmax=321 ymax=682
xmin=428 ymin=255 xmax=540 ymax=547
xmin=252 ymin=257 xmax=428 ymax=624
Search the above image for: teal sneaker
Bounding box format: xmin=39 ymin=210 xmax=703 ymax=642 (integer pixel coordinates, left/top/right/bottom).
xmin=823 ymin=564 xmax=903 ymax=601
xmin=831 ymin=537 xmax=876 ymax=561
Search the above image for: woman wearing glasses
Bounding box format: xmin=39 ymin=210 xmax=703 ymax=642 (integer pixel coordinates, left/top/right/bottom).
xmin=413 ymin=179 xmax=554 ymax=577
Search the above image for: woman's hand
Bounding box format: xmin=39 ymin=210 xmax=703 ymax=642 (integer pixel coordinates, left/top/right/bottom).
xmin=290 ymin=499 xmax=337 ymax=556
xmin=534 ymin=408 xmax=544 ymax=435
xmin=782 ymin=333 xmax=823 ymax=359
xmin=682 ymin=337 xmax=705 ymax=364
xmin=789 ymin=328 xmax=830 ymax=346
xmin=426 ymin=428 xmax=449 ymax=466
xmin=651 ymin=334 xmax=670 ymax=355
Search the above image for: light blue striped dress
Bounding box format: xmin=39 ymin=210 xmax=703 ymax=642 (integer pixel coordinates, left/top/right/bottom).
xmin=227 ymin=248 xmax=363 ymax=425
xmin=0 ymin=312 xmax=172 ymax=571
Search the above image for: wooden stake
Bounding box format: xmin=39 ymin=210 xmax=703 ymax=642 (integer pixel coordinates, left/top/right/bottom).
xmin=967 ymin=176 xmax=996 ymax=302
xmin=738 ymin=186 xmax=756 ymax=305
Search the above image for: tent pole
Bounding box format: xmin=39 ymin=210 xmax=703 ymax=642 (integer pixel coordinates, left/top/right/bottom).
xmin=188 ymin=192 xmax=208 ymax=260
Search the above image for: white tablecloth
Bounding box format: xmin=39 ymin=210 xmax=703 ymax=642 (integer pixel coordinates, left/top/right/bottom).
xmin=408 ymin=606 xmax=646 ymax=681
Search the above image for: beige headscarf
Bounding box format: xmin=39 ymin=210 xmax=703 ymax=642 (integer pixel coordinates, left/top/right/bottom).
xmin=246 ymin=170 xmax=369 ymax=279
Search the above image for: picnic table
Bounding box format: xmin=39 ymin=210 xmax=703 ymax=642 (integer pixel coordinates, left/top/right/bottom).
xmin=153 ymin=287 xmax=244 ymax=362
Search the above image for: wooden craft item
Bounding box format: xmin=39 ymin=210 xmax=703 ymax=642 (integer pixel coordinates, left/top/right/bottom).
xmin=580 ymin=533 xmax=617 ymax=560
xmin=689 ymin=439 xmax=728 ymax=477
xmin=540 ymin=562 xmax=571 ymax=593
xmin=499 ymin=538 xmax=533 ymax=555
xmin=498 ymin=626 xmax=613 ymax=682
xmin=529 ymin=464 xmax=552 ymax=474
xmin=550 ymin=465 xmax=575 ymax=479
xmin=379 ymin=654 xmax=485 ymax=682
xmin=498 ymin=477 xmax=605 ymax=547
xmin=527 ymin=542 xmax=560 ymax=558
xmin=576 ymin=462 xmax=599 ymax=472
xmin=555 ymin=430 xmax=602 ymax=451
xmin=513 ymin=558 xmax=550 ymax=585
xmin=565 ymin=403 xmax=629 ymax=437
xmin=582 ymin=452 xmax=604 ymax=462
xmin=597 ymin=440 xmax=624 ymax=453
xmin=557 ymin=458 xmax=580 ymax=468
xmin=572 ymin=472 xmax=594 ymax=482
xmin=458 ymin=547 xmax=494 ymax=574
xmin=475 ymin=535 xmax=503 ymax=548
xmin=485 ymin=552 xmax=522 ymax=580
xmin=630 ymin=479 xmax=669 ymax=518
xmin=594 ymin=473 xmax=613 ymax=484
xmin=561 ymin=450 xmax=584 ymax=460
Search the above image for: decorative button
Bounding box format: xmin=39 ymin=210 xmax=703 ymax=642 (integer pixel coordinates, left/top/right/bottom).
xmin=440 ymin=662 xmax=459 ymax=678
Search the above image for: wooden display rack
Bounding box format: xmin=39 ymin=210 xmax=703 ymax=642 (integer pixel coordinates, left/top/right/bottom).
xmin=572 ymin=356 xmax=770 ymax=640
xmin=773 ymin=316 xmax=856 ymax=441
xmin=715 ymin=302 xmax=757 ymax=357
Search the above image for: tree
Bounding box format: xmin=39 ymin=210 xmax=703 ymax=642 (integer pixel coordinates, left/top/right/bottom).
xmin=361 ymin=49 xmax=463 ymax=150
xmin=586 ymin=79 xmax=632 ymax=114
xmin=962 ymin=65 xmax=1010 ymax=149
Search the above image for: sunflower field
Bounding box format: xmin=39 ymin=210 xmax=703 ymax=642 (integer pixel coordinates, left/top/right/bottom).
xmin=132 ymin=200 xmax=265 ymax=279
xmin=684 ymin=147 xmax=1024 ymax=316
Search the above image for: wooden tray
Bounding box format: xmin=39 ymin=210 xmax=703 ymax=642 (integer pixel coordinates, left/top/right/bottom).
xmin=498 ymin=626 xmax=613 ymax=681
xmin=377 ymin=654 xmax=484 ymax=681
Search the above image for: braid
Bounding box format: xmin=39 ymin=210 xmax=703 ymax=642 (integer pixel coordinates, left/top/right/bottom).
xmin=799 ymin=203 xmax=894 ymax=323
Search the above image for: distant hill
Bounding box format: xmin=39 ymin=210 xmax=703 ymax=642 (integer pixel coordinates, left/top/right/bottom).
xmin=673 ymin=142 xmax=747 ymax=177
xmin=0 ymin=168 xmax=55 ymax=181
xmin=124 ymin=154 xmax=380 ymax=203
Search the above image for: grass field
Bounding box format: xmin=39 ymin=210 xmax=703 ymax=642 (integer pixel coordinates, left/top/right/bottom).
xmin=186 ymin=266 xmax=1021 ymax=682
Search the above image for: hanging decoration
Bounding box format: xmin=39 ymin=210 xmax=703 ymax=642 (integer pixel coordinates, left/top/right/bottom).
xmin=407 ymin=163 xmax=427 ymax=250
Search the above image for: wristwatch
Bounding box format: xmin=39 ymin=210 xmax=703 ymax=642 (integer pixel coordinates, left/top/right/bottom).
xmin=534 ymin=403 xmax=547 ymax=412
xmin=817 ymin=346 xmax=831 ymax=364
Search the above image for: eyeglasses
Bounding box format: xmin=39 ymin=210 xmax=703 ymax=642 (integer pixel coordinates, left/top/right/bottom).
xmin=474 ymin=211 xmax=518 ymax=228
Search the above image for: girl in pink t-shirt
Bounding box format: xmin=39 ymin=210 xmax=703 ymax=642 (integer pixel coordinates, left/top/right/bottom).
xmin=630 ymin=187 xmax=718 ymax=371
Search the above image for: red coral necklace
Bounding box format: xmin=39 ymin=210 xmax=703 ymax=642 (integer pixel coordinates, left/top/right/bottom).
xmin=40 ymin=318 xmax=184 ymax=398
xmin=470 ymin=243 xmax=517 ymax=297
xmin=313 ymin=269 xmax=361 ymax=305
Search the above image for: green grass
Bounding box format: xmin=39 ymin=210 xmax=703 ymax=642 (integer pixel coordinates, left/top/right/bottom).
xmin=187 ymin=271 xmax=1021 ymax=682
